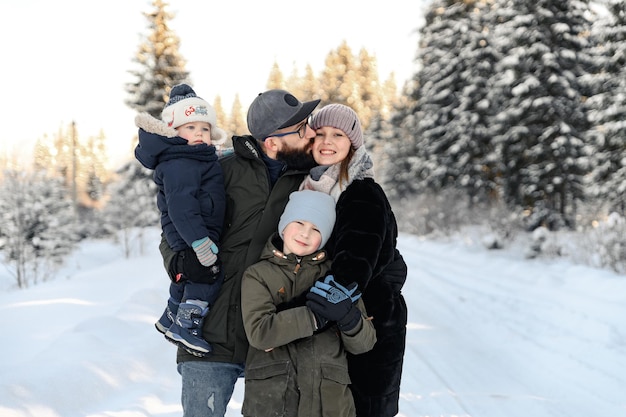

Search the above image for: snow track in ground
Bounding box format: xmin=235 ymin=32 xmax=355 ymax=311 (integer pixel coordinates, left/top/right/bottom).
xmin=1 ymin=230 xmax=624 ymax=417
xmin=398 ymin=234 xmax=626 ymax=417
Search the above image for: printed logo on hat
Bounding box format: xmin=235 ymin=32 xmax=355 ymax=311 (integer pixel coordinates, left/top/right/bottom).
xmin=162 ymin=86 xmax=218 ymax=129
xmin=183 ymin=105 xmax=209 ymax=117
xmin=194 ymin=106 xmax=209 ymax=116
xmin=184 ymin=106 xmax=196 ymax=117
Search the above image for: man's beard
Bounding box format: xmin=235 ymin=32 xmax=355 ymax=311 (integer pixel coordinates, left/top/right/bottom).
xmin=276 ymin=146 xmax=317 ymax=170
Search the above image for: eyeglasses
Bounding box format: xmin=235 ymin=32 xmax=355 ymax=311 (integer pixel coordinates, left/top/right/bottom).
xmin=269 ymin=120 xmax=309 ymax=139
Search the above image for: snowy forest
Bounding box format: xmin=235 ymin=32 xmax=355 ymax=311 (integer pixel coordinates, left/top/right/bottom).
xmin=0 ymin=0 xmax=624 ymax=289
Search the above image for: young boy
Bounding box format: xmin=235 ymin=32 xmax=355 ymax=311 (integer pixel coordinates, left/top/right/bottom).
xmin=240 ymin=190 xmax=376 ymax=417
xmin=135 ymin=83 xmax=227 ymax=356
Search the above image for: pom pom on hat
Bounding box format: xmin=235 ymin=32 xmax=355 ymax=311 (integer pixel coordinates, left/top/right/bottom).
xmin=278 ymin=190 xmax=336 ymax=250
xmin=161 ymin=84 xmax=227 ymax=144
xmin=310 ymin=104 xmax=363 ymax=149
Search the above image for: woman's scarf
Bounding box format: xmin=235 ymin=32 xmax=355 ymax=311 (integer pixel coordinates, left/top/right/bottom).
xmin=300 ymin=146 xmax=375 ymax=202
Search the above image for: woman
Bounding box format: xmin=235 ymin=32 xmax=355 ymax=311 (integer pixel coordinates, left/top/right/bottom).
xmin=300 ymin=104 xmax=408 ymax=417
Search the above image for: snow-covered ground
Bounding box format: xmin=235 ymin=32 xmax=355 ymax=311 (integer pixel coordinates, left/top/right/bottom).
xmin=0 ymin=227 xmax=624 ymax=417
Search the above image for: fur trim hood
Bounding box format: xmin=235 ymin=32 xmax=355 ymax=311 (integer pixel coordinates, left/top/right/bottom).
xmin=134 ymin=112 xmax=218 ymax=170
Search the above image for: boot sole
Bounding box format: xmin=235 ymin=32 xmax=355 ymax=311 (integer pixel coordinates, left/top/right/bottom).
xmin=164 ymin=335 xmax=208 ymax=357
xmin=155 ymin=321 xmax=169 ymax=334
xmin=165 ymin=328 xmax=212 ymax=354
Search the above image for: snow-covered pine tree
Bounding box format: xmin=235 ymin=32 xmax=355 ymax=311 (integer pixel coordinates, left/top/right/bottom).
xmin=399 ymin=0 xmax=501 ymax=203
xmin=264 ymin=41 xmax=390 ymax=132
xmin=364 ymin=111 xmax=390 ymax=187
xmin=31 ymin=123 xmax=109 ymax=236
xmin=299 ymin=65 xmax=321 ymax=103
xmin=585 ymin=0 xmax=626 ymax=215
xmin=318 ymin=40 xmax=360 ymax=108
xmin=380 ymin=85 xmax=420 ymax=199
xmin=299 ymin=64 xmax=321 ymax=104
xmin=0 ymin=170 xmax=79 ymax=288
xmin=80 ymin=130 xmax=109 ymax=208
xmin=213 ymin=96 xmax=228 ymax=134
xmin=102 ymin=162 xmax=159 ymax=258
xmin=34 ymin=176 xmax=81 ymax=275
xmin=125 ymin=0 xmax=189 ymax=118
xmin=112 ymin=0 xmax=189 ymax=255
xmin=227 ymin=95 xmax=247 ymax=137
xmin=266 ymin=61 xmax=286 ymax=91
xmin=489 ymin=0 xmax=594 ymax=230
xmin=380 ymin=73 xmax=400 ymax=124
xmin=355 ymin=48 xmax=384 ymax=130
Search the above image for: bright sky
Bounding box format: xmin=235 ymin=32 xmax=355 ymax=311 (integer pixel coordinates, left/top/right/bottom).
xmin=0 ymin=0 xmax=426 ymax=168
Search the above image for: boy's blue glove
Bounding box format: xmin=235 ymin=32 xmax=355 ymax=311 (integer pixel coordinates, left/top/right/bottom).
xmin=306 ymin=278 xmax=362 ymax=332
xmin=192 ymin=237 xmax=218 ymax=267
xmin=312 ymin=275 xmax=362 ymax=303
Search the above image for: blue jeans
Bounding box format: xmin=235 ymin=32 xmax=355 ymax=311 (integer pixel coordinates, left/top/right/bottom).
xmin=177 ymin=361 xmax=245 ymax=417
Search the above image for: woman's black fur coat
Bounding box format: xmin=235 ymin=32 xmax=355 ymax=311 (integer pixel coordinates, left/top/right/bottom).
xmin=325 ymin=178 xmax=408 ymax=417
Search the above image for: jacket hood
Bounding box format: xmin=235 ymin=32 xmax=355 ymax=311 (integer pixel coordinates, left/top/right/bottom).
xmin=134 ymin=112 xmax=216 ymax=169
xmin=230 ymin=135 xmax=263 ymax=161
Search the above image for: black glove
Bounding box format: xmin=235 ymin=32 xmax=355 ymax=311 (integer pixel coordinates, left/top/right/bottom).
xmin=307 ymin=302 xmax=330 ymax=331
xmin=336 ymin=304 xmax=362 ymax=332
xmin=306 ymin=279 xmax=362 ymax=332
xmin=166 ymin=245 xmax=221 ymax=285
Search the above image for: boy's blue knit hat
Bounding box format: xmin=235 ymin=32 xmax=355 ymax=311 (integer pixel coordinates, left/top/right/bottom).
xmin=278 ymin=190 xmax=336 ymax=250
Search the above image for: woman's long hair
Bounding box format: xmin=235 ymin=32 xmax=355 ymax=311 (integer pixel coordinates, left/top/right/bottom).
xmin=338 ymin=147 xmax=356 ymax=188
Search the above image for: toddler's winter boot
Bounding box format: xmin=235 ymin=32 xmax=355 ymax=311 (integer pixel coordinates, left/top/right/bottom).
xmin=155 ymin=297 xmax=179 ymax=334
xmin=165 ymin=302 xmax=213 ymax=356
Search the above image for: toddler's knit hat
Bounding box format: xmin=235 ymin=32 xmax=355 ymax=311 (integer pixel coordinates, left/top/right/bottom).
xmin=310 ymin=103 xmax=363 ymax=149
xmin=161 ymin=84 xmax=227 ymax=144
xmin=278 ymin=190 xmax=336 ymax=250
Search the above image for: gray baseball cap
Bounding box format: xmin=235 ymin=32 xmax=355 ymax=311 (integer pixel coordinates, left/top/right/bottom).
xmin=247 ymin=89 xmax=321 ymax=140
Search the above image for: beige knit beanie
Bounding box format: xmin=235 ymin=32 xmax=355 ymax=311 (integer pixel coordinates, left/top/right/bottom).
xmin=310 ymin=104 xmax=363 ymax=149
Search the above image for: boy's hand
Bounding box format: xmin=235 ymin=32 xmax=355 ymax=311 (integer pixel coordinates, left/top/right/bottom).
xmin=306 ymin=281 xmax=362 ymax=332
xmin=314 ymin=275 xmax=362 ymax=303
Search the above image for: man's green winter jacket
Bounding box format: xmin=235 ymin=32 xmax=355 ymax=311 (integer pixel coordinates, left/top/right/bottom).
xmin=159 ymin=135 xmax=308 ymax=364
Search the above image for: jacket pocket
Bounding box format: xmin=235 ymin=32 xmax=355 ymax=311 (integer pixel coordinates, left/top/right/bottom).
xmin=320 ymin=363 xmax=355 ymax=417
xmin=243 ymin=361 xmax=296 ymax=417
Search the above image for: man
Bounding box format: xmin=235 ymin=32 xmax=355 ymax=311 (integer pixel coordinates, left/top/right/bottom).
xmin=159 ymin=89 xmax=320 ymax=417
